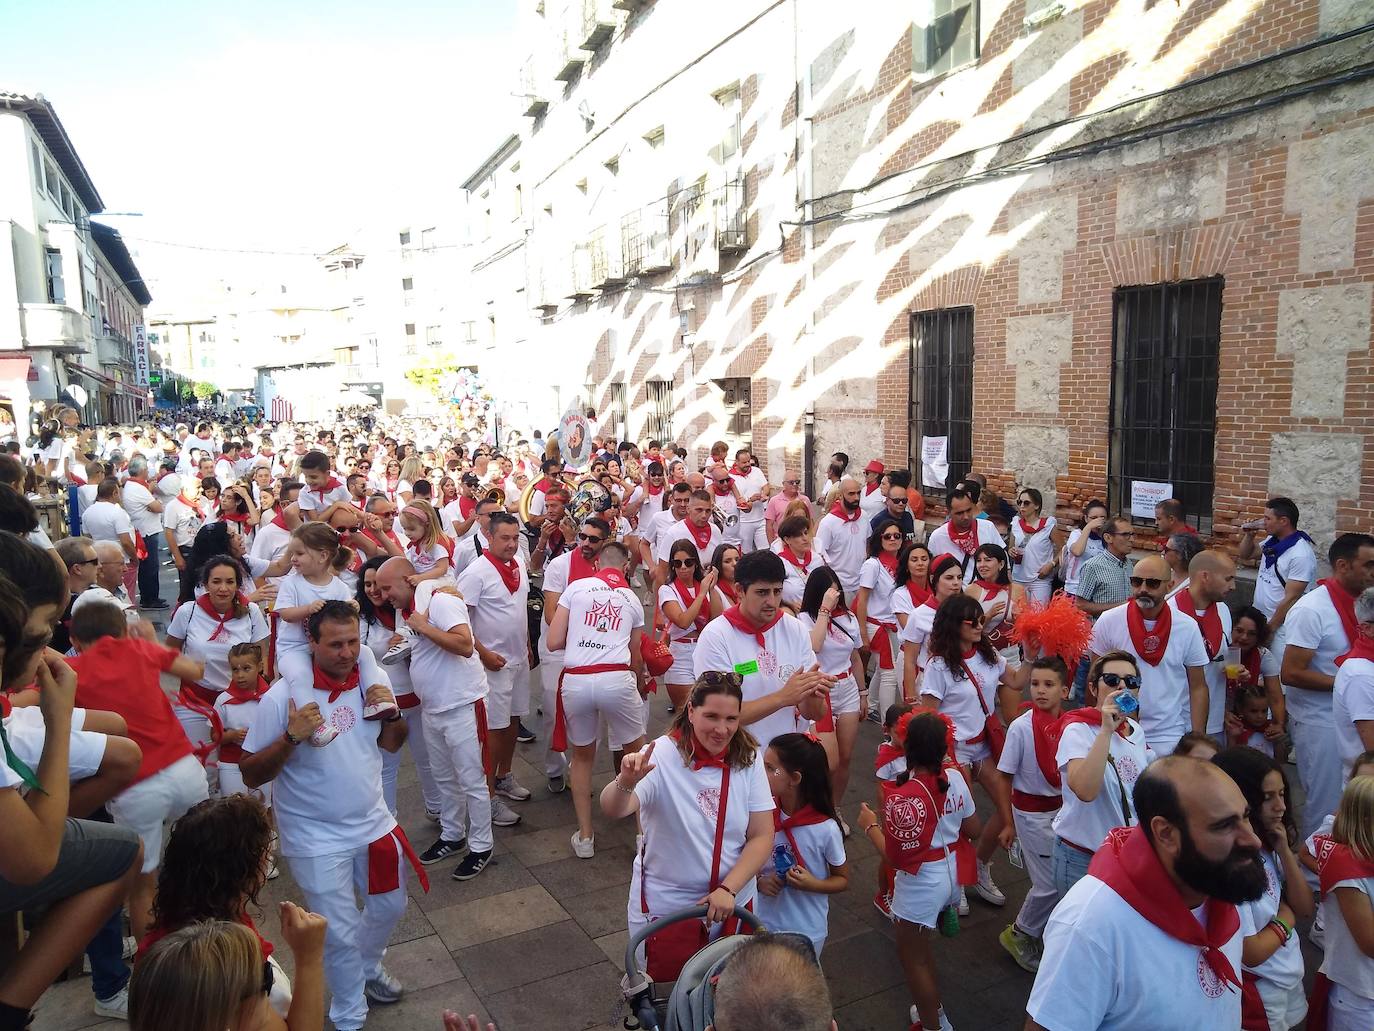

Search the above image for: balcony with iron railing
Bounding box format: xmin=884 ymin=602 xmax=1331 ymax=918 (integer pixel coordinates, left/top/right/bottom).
xmin=520 ymin=56 xmax=548 ymax=116
xmin=621 ymin=200 xmax=672 ymax=277
xmin=717 ymin=179 xmax=748 ymax=253
xmin=579 ymin=0 xmax=616 ymax=50
xmin=554 ymin=14 xmax=586 ymax=81
xmin=588 ymin=226 xmax=626 ymax=289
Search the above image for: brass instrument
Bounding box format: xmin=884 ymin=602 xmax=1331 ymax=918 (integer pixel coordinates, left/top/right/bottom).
xmin=484 ymin=485 xmax=506 ymax=507
xmin=711 ymin=505 xmax=739 ymax=532
xmin=517 ymin=480 xmax=538 ymax=522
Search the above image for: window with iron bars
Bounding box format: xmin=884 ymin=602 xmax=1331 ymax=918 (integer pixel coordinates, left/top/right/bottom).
xmin=608 ymin=381 xmax=628 ymax=442
xmin=1109 ymin=278 xmax=1221 ymax=532
xmin=646 ymin=380 xmax=673 ymax=441
xmin=909 ymin=307 xmax=973 ymax=497
xmin=713 ymin=377 xmax=752 ymax=444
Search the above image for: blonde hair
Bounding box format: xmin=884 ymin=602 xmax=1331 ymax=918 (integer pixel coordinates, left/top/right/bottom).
xmin=129 ymin=920 xmax=262 ymax=1031
xmin=1333 ymin=775 xmax=1374 ymax=862
xmin=398 ymin=456 xmax=425 ymax=485
xmin=782 ymin=498 xmax=812 ymax=531
xmin=291 ymin=521 xmax=353 ymax=574
xmin=400 ymin=499 xmax=445 ymax=551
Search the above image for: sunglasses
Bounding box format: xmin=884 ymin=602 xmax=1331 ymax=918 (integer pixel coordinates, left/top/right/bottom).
xmin=880 ymin=533 xmax=903 ymax=541
xmin=671 ymin=558 xmax=696 ymax=568
xmin=71 ymin=557 xmax=99 ymax=568
xmin=888 ymin=497 xmax=908 ymax=506
xmin=1017 ymin=499 xmax=1035 ymax=507
xmin=962 ymin=617 xmax=985 ymax=628
xmin=1098 ymin=672 xmax=1141 ymax=690
xmin=700 ymin=670 xmax=744 ymax=688
xmin=577 ymin=533 xmax=605 ymax=543
xmin=783 ymin=479 xmax=800 ymax=486
xmin=1129 ymin=576 xmax=1165 ymax=589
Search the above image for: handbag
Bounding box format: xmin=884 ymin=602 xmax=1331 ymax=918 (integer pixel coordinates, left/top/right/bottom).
xmin=640 ymin=619 xmax=673 ymax=678
xmin=964 ymin=660 xmax=1005 ymax=761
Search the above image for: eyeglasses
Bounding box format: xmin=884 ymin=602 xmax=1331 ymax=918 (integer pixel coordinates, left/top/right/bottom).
xmin=699 ymin=670 xmax=744 ymax=688
xmin=577 ymin=533 xmax=605 ymax=543
xmin=1098 ymin=672 xmax=1141 ymax=690
xmin=671 ymin=558 xmax=696 ymax=568
xmin=783 ymin=479 xmax=800 ymax=486
xmin=1129 ymin=576 xmax=1165 ymax=589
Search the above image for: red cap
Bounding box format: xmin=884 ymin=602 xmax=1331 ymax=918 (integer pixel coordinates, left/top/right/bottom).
xmin=864 ymin=460 xmax=884 ymax=474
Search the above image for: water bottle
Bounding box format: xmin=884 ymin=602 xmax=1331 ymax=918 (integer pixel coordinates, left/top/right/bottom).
xmin=772 ymin=843 xmax=796 ymax=878
xmin=1116 ymin=691 xmax=1139 ymax=716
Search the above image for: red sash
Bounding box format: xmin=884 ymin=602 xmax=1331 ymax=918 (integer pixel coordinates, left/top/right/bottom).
xmin=1174 ymin=591 xmax=1223 ymax=657
xmin=552 ymin=663 xmax=633 ymax=752
xmin=773 ymin=804 xmax=832 ymax=871
xmin=483 ymin=552 xmax=521 ymax=593
xmin=670 ymin=578 xmax=712 ymax=634
xmin=880 ymin=773 xmax=947 ymax=873
xmin=867 ymin=618 xmax=896 ymax=670
xmin=1090 ymin=827 xmax=1241 ymax=995
xmin=1126 ymin=602 xmax=1171 ymax=666
xmin=366 ymin=826 xmax=430 ymax=895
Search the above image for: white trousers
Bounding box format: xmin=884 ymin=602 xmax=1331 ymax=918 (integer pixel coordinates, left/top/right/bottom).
xmin=871 ymin=666 xmax=898 ymax=719
xmin=1290 ymin=715 xmax=1342 ymax=841
xmin=1016 ymin=578 xmax=1053 ymax=605
xmin=737 ymin=521 xmax=768 ymax=553
xmin=424 ymin=703 xmax=493 ymax=852
xmin=539 ymin=656 xmax=567 ymax=778
xmin=289 ymin=839 xmax=409 ymax=1030
xmin=1011 ymin=807 xmax=1058 ymax=937
xmin=381 ymin=706 xmax=441 ymax=816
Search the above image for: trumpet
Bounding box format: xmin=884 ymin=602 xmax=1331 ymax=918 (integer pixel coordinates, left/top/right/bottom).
xmin=711 ymin=506 xmax=740 ymax=532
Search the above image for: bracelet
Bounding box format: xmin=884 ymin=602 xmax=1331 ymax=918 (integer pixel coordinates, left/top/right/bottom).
xmin=1272 ymin=915 xmax=1293 ymax=938
xmin=717 ymin=884 xmax=737 ymax=897
xmin=1269 ymin=917 xmax=1291 ymax=943
xmin=864 ymin=824 xmax=881 ymax=837
xmin=615 ymin=780 xmax=636 ymax=794
xmin=1265 ymin=921 xmax=1287 ymax=948
xmin=819 ymin=608 xmax=833 ymax=616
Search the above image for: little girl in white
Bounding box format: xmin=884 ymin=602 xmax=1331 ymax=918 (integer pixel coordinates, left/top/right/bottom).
xmin=755 ymin=732 xmax=849 ymax=957
xmin=214 ymin=642 xmax=279 ymax=878
xmin=273 ymin=522 xmax=355 ymax=727
xmin=398 ymin=501 xmax=453 ymax=588
xmin=1309 ymin=773 xmax=1374 ymax=1031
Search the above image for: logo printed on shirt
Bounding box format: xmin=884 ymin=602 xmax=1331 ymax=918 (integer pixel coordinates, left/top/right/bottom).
xmin=1196 ymin=952 xmax=1226 ymax=999
xmin=884 ymin=794 xmax=930 ymax=845
xmin=330 ymin=706 xmax=357 ymax=736
xmin=758 ymin=649 xmax=779 ymax=679
xmin=584 ymin=598 xmax=623 ymax=631
xmin=696 ymin=786 xmax=721 ymax=823
xmin=1113 ymin=754 xmax=1140 ymax=784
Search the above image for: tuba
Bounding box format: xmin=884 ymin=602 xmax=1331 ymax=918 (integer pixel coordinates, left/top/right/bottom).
xmin=517 ymin=481 xmax=539 ymax=522
xmin=484 ymin=485 xmax=506 ymax=508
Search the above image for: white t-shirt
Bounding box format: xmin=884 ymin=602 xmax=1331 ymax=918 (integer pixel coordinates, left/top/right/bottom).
xmin=890 ymin=582 xmax=926 ymax=626
xmin=630 ymin=734 xmax=774 ymax=914
xmin=1061 ymin=528 xmax=1106 ymax=595
xmin=242 ymin=649 xmax=396 ymax=858
xmin=162 ymin=497 xmax=204 ymax=548
xmin=926 ymin=520 xmax=1004 ymax=584
xmin=857 ymin=557 xmax=897 ymax=624
xmin=274 ymin=572 xmax=353 ymax=653
xmin=405 ymin=540 xmax=449 ymax=574
xmin=456 ymin=553 xmax=530 ymax=662
xmin=812 ymin=511 xmax=867 ymax=596
xmin=297 ymin=480 xmax=350 ymax=514
xmin=920 ymin=651 xmax=1006 ymax=745
xmin=1028 ymin=874 xmax=1244 ymax=1030
xmin=168 ymin=600 xmax=271 ymax=694
xmin=250 ymin=520 xmax=291 ymax=564
xmin=1052 ymin=718 xmax=1153 ymax=851
xmin=730 ymin=467 xmax=768 ymax=525
xmin=658 ymin=582 xmax=709 ymax=645
xmin=409 ymin=593 xmax=487 ymax=712
xmin=997 ymin=710 xmax=1061 ymax=799
xmin=214 ymin=457 xmax=237 ymax=484
xmin=778 ymin=551 xmax=813 ymax=608
xmin=360 ymin=615 xmax=413 ymax=697
xmin=1320 ymin=873 xmax=1374 ymax=999
xmin=82 ymin=500 xmax=133 ymax=544
xmin=694 ymin=611 xmax=817 ymax=749
xmin=1167 ymin=593 xmax=1234 ymax=736
xmin=559 ymin=577 xmax=645 ymax=669
xmin=1010 ymin=516 xmax=1057 ymax=583
xmin=1333 ymin=657 xmax=1374 ymax=784
xmin=77 ymin=482 xmax=98 ymax=517
xmin=654 ymin=520 xmax=723 ymax=568
xmin=1282 ymin=586 xmax=1348 ymax=726
xmin=859 ymin=485 xmax=886 ymax=520
xmin=1090 ymin=604 xmax=1208 ymax=748
xmin=755 ymin=810 xmax=845 ymax=955
xmin=1238 ymin=850 xmax=1305 ymax=991
xmin=450 ymin=531 xmax=489 ymax=579
xmin=796 ymin=611 xmax=860 ymax=678
xmin=896 ymin=601 xmax=939 ymax=672
xmin=71 ymin=585 xmax=137 ymax=623
xmin=120 ymin=480 xmax=162 ymax=537
xmin=1253 ymin=535 xmax=1317 ymax=620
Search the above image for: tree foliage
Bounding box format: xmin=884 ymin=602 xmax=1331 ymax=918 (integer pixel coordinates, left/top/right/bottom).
xmin=404 ymin=355 xmax=461 ymax=399
xmin=192 ymin=381 xmax=217 ymax=401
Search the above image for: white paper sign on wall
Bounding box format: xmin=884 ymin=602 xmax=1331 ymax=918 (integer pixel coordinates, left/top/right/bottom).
xmin=921 ymin=436 xmax=948 ymax=490
xmin=1130 ymin=480 xmax=1173 ymax=520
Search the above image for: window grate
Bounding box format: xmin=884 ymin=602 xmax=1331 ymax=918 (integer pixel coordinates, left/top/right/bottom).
xmin=1108 ymin=278 xmax=1221 ymax=532
xmin=909 ymin=307 xmax=974 ymax=496
xmin=646 ymin=380 xmax=673 ymax=441
xmin=608 ymin=381 xmax=628 ymax=442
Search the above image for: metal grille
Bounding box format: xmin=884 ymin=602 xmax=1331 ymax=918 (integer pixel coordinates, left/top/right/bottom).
xmin=715 ymin=377 xmax=752 ymax=442
xmin=646 ymin=379 xmax=673 ymax=441
xmin=608 ymin=381 xmax=628 ymax=442
xmin=909 ymin=307 xmax=974 ymax=496
xmin=1109 ymin=278 xmax=1221 ymax=531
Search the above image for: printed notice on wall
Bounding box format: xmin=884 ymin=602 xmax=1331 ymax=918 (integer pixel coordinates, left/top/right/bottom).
xmin=1130 ymin=480 xmax=1173 ymax=520
xmin=921 ymin=436 xmax=948 ymax=489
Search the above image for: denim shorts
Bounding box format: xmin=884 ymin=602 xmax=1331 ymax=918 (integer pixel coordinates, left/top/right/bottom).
xmin=1051 ymin=837 xmax=1093 ymax=900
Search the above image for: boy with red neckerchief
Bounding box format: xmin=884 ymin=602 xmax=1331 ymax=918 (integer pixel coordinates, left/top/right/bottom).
xmin=297 ymin=450 xmax=360 ymax=530
xmin=1027 ymin=757 xmax=1268 ymax=1031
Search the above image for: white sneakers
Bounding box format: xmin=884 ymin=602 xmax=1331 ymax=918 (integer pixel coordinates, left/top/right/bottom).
xmin=974 ymin=861 xmax=1006 ymax=906
xmin=571 ymin=831 xmax=595 ymax=859
xmin=381 ymin=632 xmax=415 ymax=666
xmin=362 ymin=699 xmax=399 ymax=721
xmin=309 ymin=724 xmax=339 ymax=747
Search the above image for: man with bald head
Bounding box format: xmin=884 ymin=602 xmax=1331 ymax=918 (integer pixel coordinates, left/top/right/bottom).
xmin=1088 ymin=554 xmax=1210 ymax=753
xmin=1169 ymin=551 xmax=1245 ymax=746
xmin=813 ymin=477 xmax=869 ymax=597
xmin=1026 ymin=757 xmax=1266 ymax=1030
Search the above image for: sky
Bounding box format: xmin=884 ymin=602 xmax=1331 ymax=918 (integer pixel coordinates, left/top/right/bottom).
xmin=0 ymin=0 xmax=518 ymax=310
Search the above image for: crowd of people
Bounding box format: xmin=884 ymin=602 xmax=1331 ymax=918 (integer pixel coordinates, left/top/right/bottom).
xmin=0 ymin=404 xmax=1372 ymax=1031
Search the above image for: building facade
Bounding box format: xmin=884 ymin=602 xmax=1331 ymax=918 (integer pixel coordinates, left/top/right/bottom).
xmin=508 ymin=0 xmax=1374 ymax=556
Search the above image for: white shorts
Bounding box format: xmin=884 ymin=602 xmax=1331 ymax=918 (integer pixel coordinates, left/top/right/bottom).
xmin=829 ymin=672 xmax=861 ymax=717
xmin=562 ymin=670 xmax=644 ymax=749
xmin=1329 ymin=982 xmax=1374 ymax=1031
xmin=1254 ymin=975 xmax=1306 ymax=1031
xmin=890 ymin=853 xmax=960 ymax=928
xmin=217 ymin=761 xmax=272 ymax=809
xmin=4 ymin=708 xmax=108 ymax=781
xmin=107 ymin=753 xmax=210 ymax=872
xmin=665 ymin=639 xmax=696 ymax=684
xmin=954 ymin=738 xmax=991 ymax=766
xmin=483 ymin=661 xmax=530 ymax=729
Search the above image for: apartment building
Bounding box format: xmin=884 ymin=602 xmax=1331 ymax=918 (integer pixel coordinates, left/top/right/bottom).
xmin=508 ymin=0 xmax=1374 ymax=555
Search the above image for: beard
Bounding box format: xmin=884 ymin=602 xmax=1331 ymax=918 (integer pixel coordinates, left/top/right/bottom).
xmin=1175 ymin=827 xmax=1267 ymax=904
xmin=843 ymin=498 xmax=859 ymax=511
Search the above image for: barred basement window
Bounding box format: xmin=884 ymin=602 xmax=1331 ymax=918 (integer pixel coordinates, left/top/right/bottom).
xmin=909 ymin=307 xmax=973 ymax=496
xmin=646 ymin=380 xmax=673 ymax=441
xmin=1108 ymin=278 xmax=1222 ymax=532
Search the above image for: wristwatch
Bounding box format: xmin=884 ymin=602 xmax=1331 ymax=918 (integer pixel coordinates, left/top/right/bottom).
xmin=284 ymin=729 xmax=302 ymax=746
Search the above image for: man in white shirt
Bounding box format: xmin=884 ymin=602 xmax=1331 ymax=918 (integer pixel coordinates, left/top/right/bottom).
xmin=72 ymin=540 xmax=144 ymax=628
xmin=1281 ymin=532 xmax=1374 ymax=838
xmin=240 ymin=602 xmax=410 ymax=1031
xmin=1238 ymin=496 xmax=1316 ymax=641
xmin=1027 ymin=757 xmax=1267 ymax=1031
xmin=641 ymin=481 xmax=691 ymax=589
xmin=1089 ymin=555 xmax=1209 ymax=754
xmin=214 ymin=441 xmax=241 ymax=485
xmin=1167 ymin=551 xmax=1237 ymax=745
xmin=926 ymin=485 xmax=1004 ymax=585
xmin=1333 ymin=586 xmax=1374 ymax=785
xmin=653 ymin=489 xmax=723 ymax=588
xmin=451 ymin=496 xmax=498 ymax=578
xmin=163 ymin=477 xmax=205 ymax=582
xmin=812 ymin=477 xmax=867 ymax=598
xmin=82 ymin=479 xmax=139 ymax=605
xmin=693 ymin=550 xmax=833 ymax=749
xmin=729 ymin=448 xmax=770 ymax=552
xmin=455 ymin=512 xmax=531 ymax=826
xmin=706 ymin=464 xmax=745 ymax=547
xmin=120 ymin=456 xmax=167 ymax=609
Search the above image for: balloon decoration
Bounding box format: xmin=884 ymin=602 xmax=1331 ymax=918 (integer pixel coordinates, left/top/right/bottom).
xmin=439 ymin=367 xmax=496 ymax=432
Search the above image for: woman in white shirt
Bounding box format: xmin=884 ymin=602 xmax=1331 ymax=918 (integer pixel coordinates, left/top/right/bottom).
xmin=796 ymin=567 xmax=864 ymax=822
xmin=856 ymin=520 xmax=903 ymax=721
xmin=775 ymin=514 xmax=815 ymax=611
xmin=658 ymin=541 xmax=721 ymax=711
xmin=600 ymin=672 xmax=774 ymax=981
xmin=1231 ymin=605 xmax=1287 ymax=735
xmin=898 ymin=553 xmax=966 ymax=703
xmin=891 ymin=541 xmax=932 ymax=631
xmin=1059 ymin=499 xmax=1108 ymax=598
xmin=967 ymin=544 xmax=1028 ymax=684
xmin=1008 ymin=488 xmax=1056 ymax=604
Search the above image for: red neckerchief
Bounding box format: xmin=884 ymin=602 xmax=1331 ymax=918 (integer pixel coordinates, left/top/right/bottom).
xmin=196 ymin=593 xmax=247 ymax=641
xmin=1018 ymin=517 xmax=1047 ymax=536
xmin=313 ymin=663 xmax=360 ymax=703
xmin=1174 ymin=590 xmax=1223 ymax=657
xmin=221 ymin=509 xmax=250 ymax=525
xmin=309 ymin=476 xmax=343 ymax=504
xmin=533 ymin=476 xmax=554 ymax=493
xmin=718 ymin=580 xmax=740 ymax=605
xmin=1089 ymin=826 xmax=1242 ymax=995
xmin=729 ymin=465 xmax=750 ymax=477
xmin=1015 ymin=703 xmax=1063 ymax=787
xmin=645 ymin=483 xmax=663 ymax=497
xmin=483 ymin=551 xmax=520 ymax=593
xmin=945 ymin=520 xmax=978 ymax=557
xmin=223 ymin=676 xmax=271 ymax=705
xmin=126 ymin=475 xmax=150 ymax=490
xmin=139 ymin=914 xmax=274 ymax=962
xmin=1126 ymin=601 xmax=1171 ymax=666
xmin=864 ymin=482 xmax=879 ymax=495
xmin=459 ymin=495 xmax=476 ymax=519
xmin=1227 ymin=720 xmax=1273 ymax=747
xmin=1338 ymin=630 xmax=1374 ymax=667
xmin=1059 ymin=706 xmax=1131 ymax=739
xmin=685 ymin=518 xmax=713 ymax=552
xmin=1311 ymin=835 xmax=1374 ymax=893
xmin=779 ymin=546 xmax=811 ymax=573
xmin=1322 ymin=579 xmax=1363 ymax=665
xmin=361 ymin=525 xmax=402 ymax=553
xmin=711 ymin=481 xmax=733 ymax=497
xmin=594 ymin=568 xmax=629 ymax=590
xmin=270 ymin=507 xmax=289 ymax=531
xmin=974 ymin=578 xmax=1004 ymax=603
xmin=671 ymin=577 xmax=712 ymax=633
xmin=874 ymin=741 xmax=904 ymax=775
xmin=569 ymin=548 xmax=597 ymax=583
xmin=905 ymin=581 xmax=932 ymax=608
xmin=877 ymin=552 xmax=899 ymax=577
xmin=774 ymin=803 xmax=832 ymax=871
xmin=674 ymin=730 xmax=728 ymax=771
xmin=828 ymin=501 xmax=860 ymax=523
xmin=722 ymin=603 xmax=783 ymax=648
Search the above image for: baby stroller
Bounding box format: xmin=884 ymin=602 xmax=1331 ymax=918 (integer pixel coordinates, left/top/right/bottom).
xmin=620 ymin=906 xmax=820 ymax=1031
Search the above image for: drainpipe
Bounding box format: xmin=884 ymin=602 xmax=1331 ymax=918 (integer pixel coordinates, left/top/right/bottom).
xmin=795 ymin=0 xmax=819 ymax=498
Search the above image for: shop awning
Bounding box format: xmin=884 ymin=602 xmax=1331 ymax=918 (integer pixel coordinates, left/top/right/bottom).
xmin=0 ymin=355 xmax=33 ymax=382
